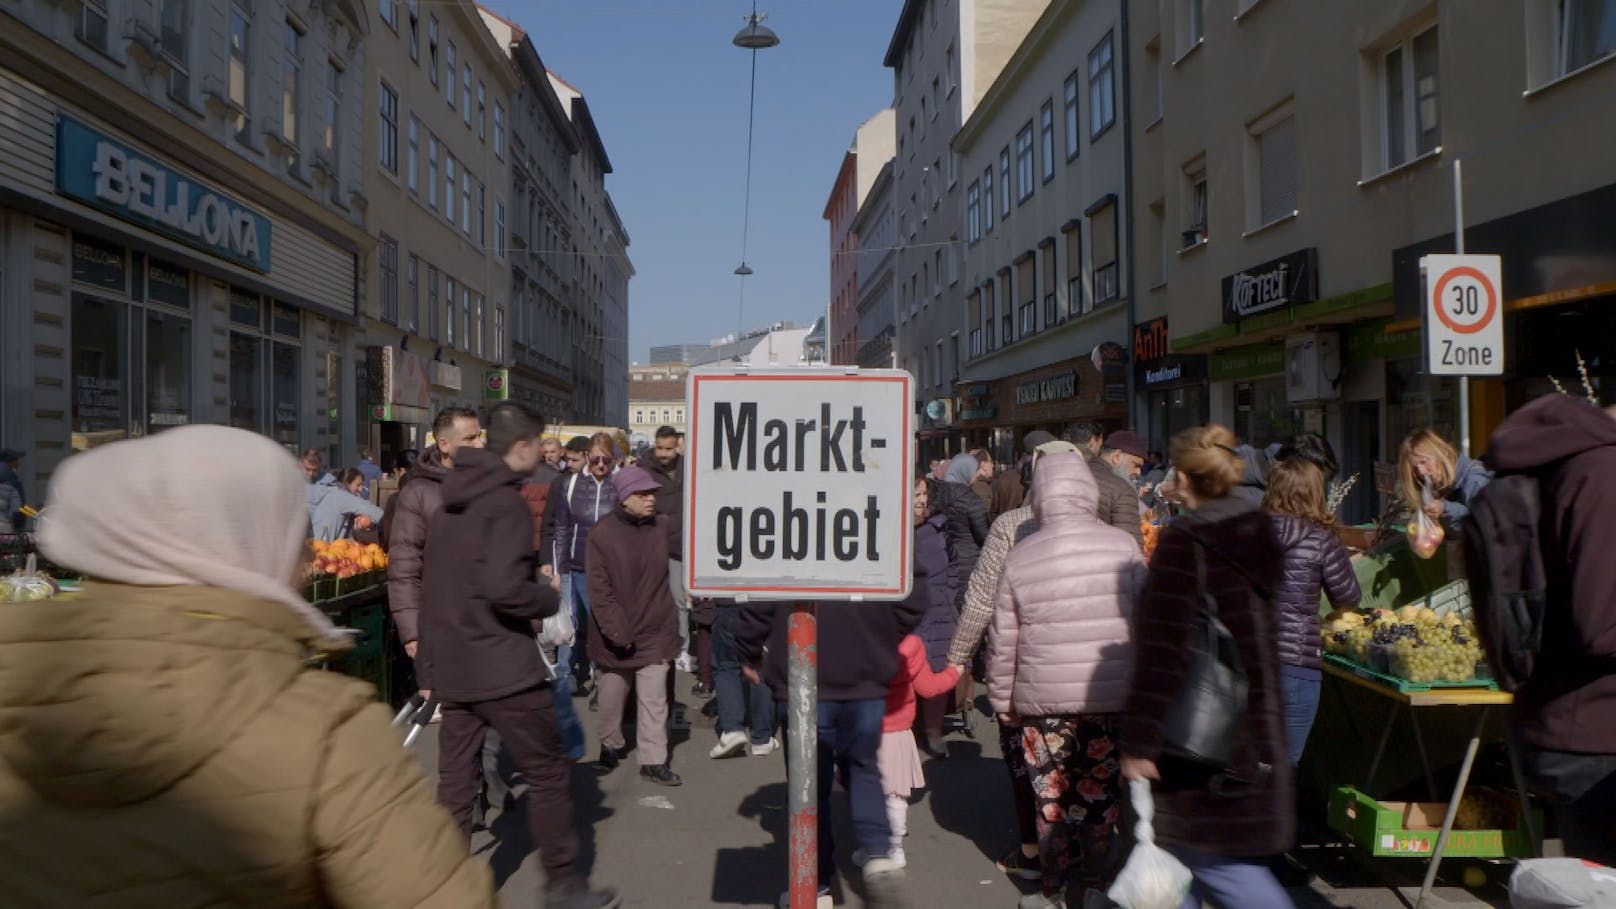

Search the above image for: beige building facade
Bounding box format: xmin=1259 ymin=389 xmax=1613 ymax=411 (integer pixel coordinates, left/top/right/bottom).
xmin=1 ymin=0 xmax=372 ymax=493
xmin=627 ymin=362 xmax=688 ymax=449
xmin=1131 ymin=0 xmax=1616 ymax=523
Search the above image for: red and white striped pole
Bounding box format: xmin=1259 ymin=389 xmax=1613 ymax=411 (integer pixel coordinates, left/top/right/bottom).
xmin=786 ymin=601 xmax=818 ymax=909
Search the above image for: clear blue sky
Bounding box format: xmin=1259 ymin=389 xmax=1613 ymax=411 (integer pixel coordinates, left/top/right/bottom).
xmin=483 ymin=0 xmax=904 ymax=363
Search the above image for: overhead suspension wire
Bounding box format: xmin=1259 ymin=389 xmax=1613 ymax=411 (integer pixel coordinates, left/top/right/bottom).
xmin=729 ymin=1 xmax=778 ymax=353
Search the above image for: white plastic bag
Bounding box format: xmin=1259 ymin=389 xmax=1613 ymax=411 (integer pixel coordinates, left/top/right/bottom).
xmin=1107 ymin=778 xmax=1193 ymax=909
xmin=1509 ymin=858 xmax=1616 ymax=909
xmin=538 ymin=605 xmax=576 ymax=648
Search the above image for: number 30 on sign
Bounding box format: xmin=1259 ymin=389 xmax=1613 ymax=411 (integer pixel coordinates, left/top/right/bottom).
xmin=1421 ymin=254 xmax=1504 ymax=377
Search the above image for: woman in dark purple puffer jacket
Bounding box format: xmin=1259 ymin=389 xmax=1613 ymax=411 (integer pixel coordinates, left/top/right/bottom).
xmin=907 ymin=475 xmax=960 ymax=757
xmin=1264 ymin=457 xmax=1361 ymax=766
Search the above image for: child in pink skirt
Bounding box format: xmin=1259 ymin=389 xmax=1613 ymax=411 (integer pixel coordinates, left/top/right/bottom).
xmin=870 ymin=634 xmax=961 ymax=867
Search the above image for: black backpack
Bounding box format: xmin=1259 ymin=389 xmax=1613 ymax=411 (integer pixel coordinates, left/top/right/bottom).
xmin=1459 ymin=474 xmax=1547 ymax=692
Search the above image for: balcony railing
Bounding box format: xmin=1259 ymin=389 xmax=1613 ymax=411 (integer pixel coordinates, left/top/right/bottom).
xmin=1094 ymin=262 xmax=1120 ymax=305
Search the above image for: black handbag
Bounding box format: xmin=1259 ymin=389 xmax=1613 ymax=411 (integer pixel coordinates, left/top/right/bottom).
xmin=1159 ymin=535 xmax=1249 ymax=771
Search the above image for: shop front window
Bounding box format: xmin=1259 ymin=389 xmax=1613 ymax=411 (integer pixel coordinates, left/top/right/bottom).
xmin=1234 ymin=376 xmax=1303 ymax=449
xmin=1387 ymin=357 xmax=1457 ymax=444
xmin=272 ymin=342 xmax=300 ymax=449
xmin=71 ymin=295 xmax=128 ymax=447
xmin=144 ymin=310 xmax=191 ymax=433
xmin=1147 ymin=383 xmax=1208 ymax=453
xmin=227 ymin=287 xmax=302 ymax=449
xmin=229 ymin=331 xmax=262 ymax=432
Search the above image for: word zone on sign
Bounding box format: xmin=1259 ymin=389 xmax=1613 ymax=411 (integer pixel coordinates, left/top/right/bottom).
xmin=710 ymin=402 xmax=885 ymax=570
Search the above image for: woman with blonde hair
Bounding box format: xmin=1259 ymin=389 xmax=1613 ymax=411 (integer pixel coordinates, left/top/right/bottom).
xmin=1397 ymin=428 xmax=1491 ymax=526
xmin=1263 ymin=457 xmax=1361 ymax=766
xmin=0 ymin=425 xmax=493 ymax=907
xmin=1120 ymin=424 xmax=1295 ymax=909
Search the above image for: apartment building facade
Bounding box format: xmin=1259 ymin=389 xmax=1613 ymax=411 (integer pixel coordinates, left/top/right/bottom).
xmin=1 ymin=0 xmax=372 ymax=493
xmin=1131 ymin=0 xmax=1616 ymax=523
xmin=853 ymin=159 xmax=898 ymax=369
xmin=823 ymin=108 xmax=896 ymax=366
xmin=953 ymin=0 xmax=1131 ymax=464
xmin=884 ymin=0 xmax=1051 ymax=460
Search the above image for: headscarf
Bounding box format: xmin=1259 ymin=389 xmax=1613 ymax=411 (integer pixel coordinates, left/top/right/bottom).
xmin=38 ymin=425 xmax=345 ymax=647
xmin=944 ymin=452 xmax=979 ymax=486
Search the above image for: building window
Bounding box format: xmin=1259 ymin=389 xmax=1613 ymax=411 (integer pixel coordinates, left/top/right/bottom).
xmin=380 ymin=0 xmax=396 ymax=28
xmin=1382 ymin=24 xmax=1441 ymax=169
xmin=406 ymin=254 xmax=419 ymax=331
xmin=494 ymin=198 xmax=505 ymax=257
xmin=1064 ymin=71 xmax=1080 ymax=160
xmin=407 ymin=0 xmax=418 ymax=61
xmin=919 ymin=97 xmax=928 ymax=136
xmin=933 ymin=249 xmax=943 ymax=294
xmin=946 ymin=44 xmax=956 ymax=95
xmin=1144 ymin=39 xmax=1164 ymax=122
xmin=1253 ymin=109 xmax=1297 ymax=226
xmin=966 ymin=180 xmax=981 ymax=243
xmin=427 ymin=264 xmax=440 ymax=340
xmin=1015 ymin=123 xmax=1034 ymax=203
xmin=1182 ymin=0 xmax=1205 ymax=53
xmin=281 ymin=22 xmax=302 ymax=168
xmin=983 ymin=280 xmax=996 ymax=351
xmin=1183 ymin=155 xmax=1208 ymax=246
xmin=476 ymin=182 xmax=486 ymax=246
xmin=427 ymin=136 xmax=439 ymax=209
xmin=379 ymin=235 xmax=398 ymax=324
xmin=1042 ymin=245 xmax=1058 ymax=325
xmin=462 ymin=287 xmax=473 ymax=352
xmin=968 ymin=290 xmax=982 ymax=357
xmin=321 ymin=59 xmax=341 ymax=166
xmin=931 ymin=77 xmax=940 ymax=119
xmin=981 ymin=166 xmax=994 ymax=234
xmin=1064 ymin=224 xmax=1085 ymax=315
xmin=227 ymin=5 xmax=251 ymax=140
xmin=444 ymin=276 xmax=456 ymax=346
xmin=1040 ymin=100 xmax=1056 ymax=181
xmin=378 ymin=81 xmax=399 ymax=174
xmin=477 ymin=81 xmax=487 ymax=139
xmin=444 ymin=156 xmax=456 ymax=222
xmin=78 ymin=0 xmax=110 ymax=51
xmin=445 ymin=41 xmax=455 ymax=105
xmin=407 ymin=116 xmax=420 ymax=193
xmin=1559 ymin=0 xmax=1616 ymax=75
xmin=1016 ymin=256 xmax=1037 ymax=336
xmin=1091 ymin=202 xmax=1119 ymax=305
xmin=427 ymin=15 xmax=438 ymax=83
xmin=493 ymin=103 xmax=506 ymax=158
xmin=159 ymin=0 xmax=190 ymax=102
xmin=461 ymin=171 xmax=472 ymax=235
xmin=227 ymin=291 xmax=301 ymax=448
xmin=998 ymin=147 xmax=1011 ymax=217
xmin=494 ymin=305 xmax=505 ymax=359
xmin=1089 ymin=32 xmax=1117 ymax=138
xmin=462 ymin=65 xmax=473 ymax=126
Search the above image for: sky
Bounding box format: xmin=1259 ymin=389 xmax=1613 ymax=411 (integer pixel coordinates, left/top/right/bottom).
xmin=481 ymin=0 xmax=905 ymax=364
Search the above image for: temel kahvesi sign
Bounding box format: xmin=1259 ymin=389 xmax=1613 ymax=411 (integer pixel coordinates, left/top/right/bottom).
xmin=684 ymin=368 xmax=914 ymax=600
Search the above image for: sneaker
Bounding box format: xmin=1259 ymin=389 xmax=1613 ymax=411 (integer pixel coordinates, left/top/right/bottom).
xmin=543 ymin=877 xmax=620 ymax=909
xmin=861 ymin=857 xmax=909 ymax=909
xmin=1016 ymin=893 xmax=1065 ymax=909
xmin=750 ymin=736 xmax=781 ymax=757
xmin=851 ymin=848 xmax=906 ymax=870
xmin=776 ymin=888 xmax=833 ymax=909
xmin=709 ymin=730 xmax=748 ymax=759
xmin=691 ymin=681 xmax=715 ymax=698
xmin=996 ymin=848 xmax=1043 ymax=881
xmin=639 ymin=763 xmax=683 ymax=786
xmin=595 ymin=745 xmax=627 ymax=774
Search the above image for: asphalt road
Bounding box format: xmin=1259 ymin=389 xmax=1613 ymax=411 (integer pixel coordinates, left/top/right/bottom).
xmin=409 ymin=671 xmax=1517 ymax=909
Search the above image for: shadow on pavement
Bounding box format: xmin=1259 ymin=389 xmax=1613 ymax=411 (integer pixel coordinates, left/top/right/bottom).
xmin=922 ymin=736 xmax=1023 ymax=868
xmin=481 ymin=763 xmax=615 ymax=891
xmin=711 ymin=781 xmax=790 ymax=906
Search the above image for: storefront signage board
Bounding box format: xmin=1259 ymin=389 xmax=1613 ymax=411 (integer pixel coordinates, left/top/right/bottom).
xmin=1222 ymin=248 xmax=1319 ymax=324
xmin=483 ymin=368 xmax=510 ymax=401
xmin=1016 ymin=371 xmax=1077 ymax=405
xmin=684 ymin=368 xmax=914 ymax=601
xmin=55 ymin=116 xmax=272 ymax=273
xmin=1421 ymin=254 xmax=1504 ymax=376
xmin=1209 ymin=343 xmax=1285 ymax=382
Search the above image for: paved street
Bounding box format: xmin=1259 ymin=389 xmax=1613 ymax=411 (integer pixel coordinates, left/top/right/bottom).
xmin=409 ymin=671 xmax=1515 ymax=909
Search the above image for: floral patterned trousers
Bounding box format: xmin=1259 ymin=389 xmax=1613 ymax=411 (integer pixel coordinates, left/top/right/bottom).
xmin=1021 ymin=713 xmax=1124 ymax=897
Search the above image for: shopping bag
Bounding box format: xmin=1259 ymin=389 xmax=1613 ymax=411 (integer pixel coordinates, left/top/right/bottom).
xmin=538 ymin=603 xmax=576 ymax=648
xmin=1509 ymin=858 xmax=1616 ymax=909
xmin=1107 ymin=778 xmax=1193 ymax=909
xmin=1408 ymin=480 xmax=1445 ymax=559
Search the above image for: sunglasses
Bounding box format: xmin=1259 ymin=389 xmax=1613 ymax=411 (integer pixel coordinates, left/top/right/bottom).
xmin=590 ymin=456 xmax=613 ymax=465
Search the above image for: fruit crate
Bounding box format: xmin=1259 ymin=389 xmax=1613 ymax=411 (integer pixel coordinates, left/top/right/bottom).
xmin=1328 ymin=786 xmax=1539 ymax=859
xmin=1324 ymin=653 xmax=1498 ymax=693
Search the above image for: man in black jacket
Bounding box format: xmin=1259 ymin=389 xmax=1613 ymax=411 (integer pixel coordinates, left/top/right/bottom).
xmin=422 ymin=403 xmax=617 ymax=909
xmin=736 ymin=599 xmax=924 ymax=909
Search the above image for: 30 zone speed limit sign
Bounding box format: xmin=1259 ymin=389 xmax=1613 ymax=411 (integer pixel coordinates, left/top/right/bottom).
xmin=1422 ymin=254 xmax=1503 ymax=376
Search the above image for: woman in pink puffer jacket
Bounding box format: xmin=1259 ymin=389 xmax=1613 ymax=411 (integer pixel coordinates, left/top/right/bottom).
xmin=986 ymin=446 xmax=1146 ymax=908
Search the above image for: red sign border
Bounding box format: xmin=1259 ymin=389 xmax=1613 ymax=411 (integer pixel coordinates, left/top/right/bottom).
xmin=1431 ymin=265 xmax=1498 ymax=336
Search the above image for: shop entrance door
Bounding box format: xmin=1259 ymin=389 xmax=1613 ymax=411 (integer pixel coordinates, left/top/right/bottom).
xmin=1341 ymin=401 xmax=1380 ymax=526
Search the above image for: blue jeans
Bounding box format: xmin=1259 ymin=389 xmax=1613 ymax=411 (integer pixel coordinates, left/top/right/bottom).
xmin=1281 ymin=665 xmax=1322 ymax=767
xmin=711 ymin=608 xmax=774 ymax=744
xmin=549 ymin=572 xmax=586 ymax=760
xmin=815 ymin=699 xmax=890 ymax=885
xmin=558 ymin=570 xmax=593 ymax=685
xmin=1166 ymin=844 xmax=1296 ymax=909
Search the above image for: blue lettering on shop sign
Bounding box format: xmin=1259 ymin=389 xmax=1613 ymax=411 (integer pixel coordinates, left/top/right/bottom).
xmin=55 ymin=116 xmax=271 ymax=272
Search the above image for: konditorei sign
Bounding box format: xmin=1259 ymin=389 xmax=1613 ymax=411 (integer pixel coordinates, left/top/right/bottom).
xmin=1222 ymin=248 xmax=1318 ymax=324
xmin=55 ymin=116 xmax=272 ymax=272
xmin=684 ymin=368 xmax=914 ymax=600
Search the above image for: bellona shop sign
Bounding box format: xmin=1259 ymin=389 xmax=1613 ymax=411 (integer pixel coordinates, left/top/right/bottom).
xmin=55 ymin=116 xmax=272 ymax=272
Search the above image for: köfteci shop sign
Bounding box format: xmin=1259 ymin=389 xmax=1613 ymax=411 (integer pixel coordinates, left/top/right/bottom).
xmin=1222 ymin=248 xmax=1318 ymax=324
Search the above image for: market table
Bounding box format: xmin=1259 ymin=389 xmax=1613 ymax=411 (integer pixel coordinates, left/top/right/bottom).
xmin=1323 ymin=659 xmax=1539 ymax=908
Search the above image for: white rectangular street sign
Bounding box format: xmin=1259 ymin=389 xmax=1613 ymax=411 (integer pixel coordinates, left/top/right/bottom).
xmin=1422 ymin=253 xmax=1504 ymax=377
xmin=683 ymin=367 xmax=914 ymax=601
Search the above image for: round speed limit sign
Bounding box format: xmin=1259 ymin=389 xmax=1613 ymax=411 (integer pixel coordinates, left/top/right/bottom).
xmin=1422 ymin=254 xmax=1504 ymax=376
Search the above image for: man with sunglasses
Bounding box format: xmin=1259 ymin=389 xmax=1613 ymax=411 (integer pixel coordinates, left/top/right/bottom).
xmin=544 ymin=433 xmax=620 ymax=717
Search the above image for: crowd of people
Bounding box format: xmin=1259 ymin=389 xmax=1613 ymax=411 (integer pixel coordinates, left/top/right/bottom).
xmin=1 ymin=390 xmax=1614 ymax=909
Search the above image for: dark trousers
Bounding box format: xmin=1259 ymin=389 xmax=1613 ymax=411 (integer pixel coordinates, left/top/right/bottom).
xmin=438 ymin=685 xmax=579 ymax=878
xmin=1522 ymin=745 xmax=1616 ymax=867
xmin=815 ymin=699 xmax=890 ymax=884
xmin=712 ymin=607 xmax=774 ymax=744
xmin=691 ymin=622 xmax=713 ymax=688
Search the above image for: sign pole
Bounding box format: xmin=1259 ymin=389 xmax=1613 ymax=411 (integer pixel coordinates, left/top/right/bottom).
xmin=1453 ymin=160 xmax=1470 ymax=459
xmin=786 ymin=601 xmax=818 ymax=909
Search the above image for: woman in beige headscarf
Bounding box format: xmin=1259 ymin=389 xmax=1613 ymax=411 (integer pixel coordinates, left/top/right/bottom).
xmin=0 ymin=425 xmax=493 ymax=908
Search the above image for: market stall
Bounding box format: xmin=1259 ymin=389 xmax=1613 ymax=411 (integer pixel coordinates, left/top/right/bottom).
xmin=304 ymin=538 xmax=395 ymax=705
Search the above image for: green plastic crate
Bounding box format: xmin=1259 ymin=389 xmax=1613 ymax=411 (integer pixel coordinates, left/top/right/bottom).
xmin=1328 ymin=787 xmax=1538 ymax=859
